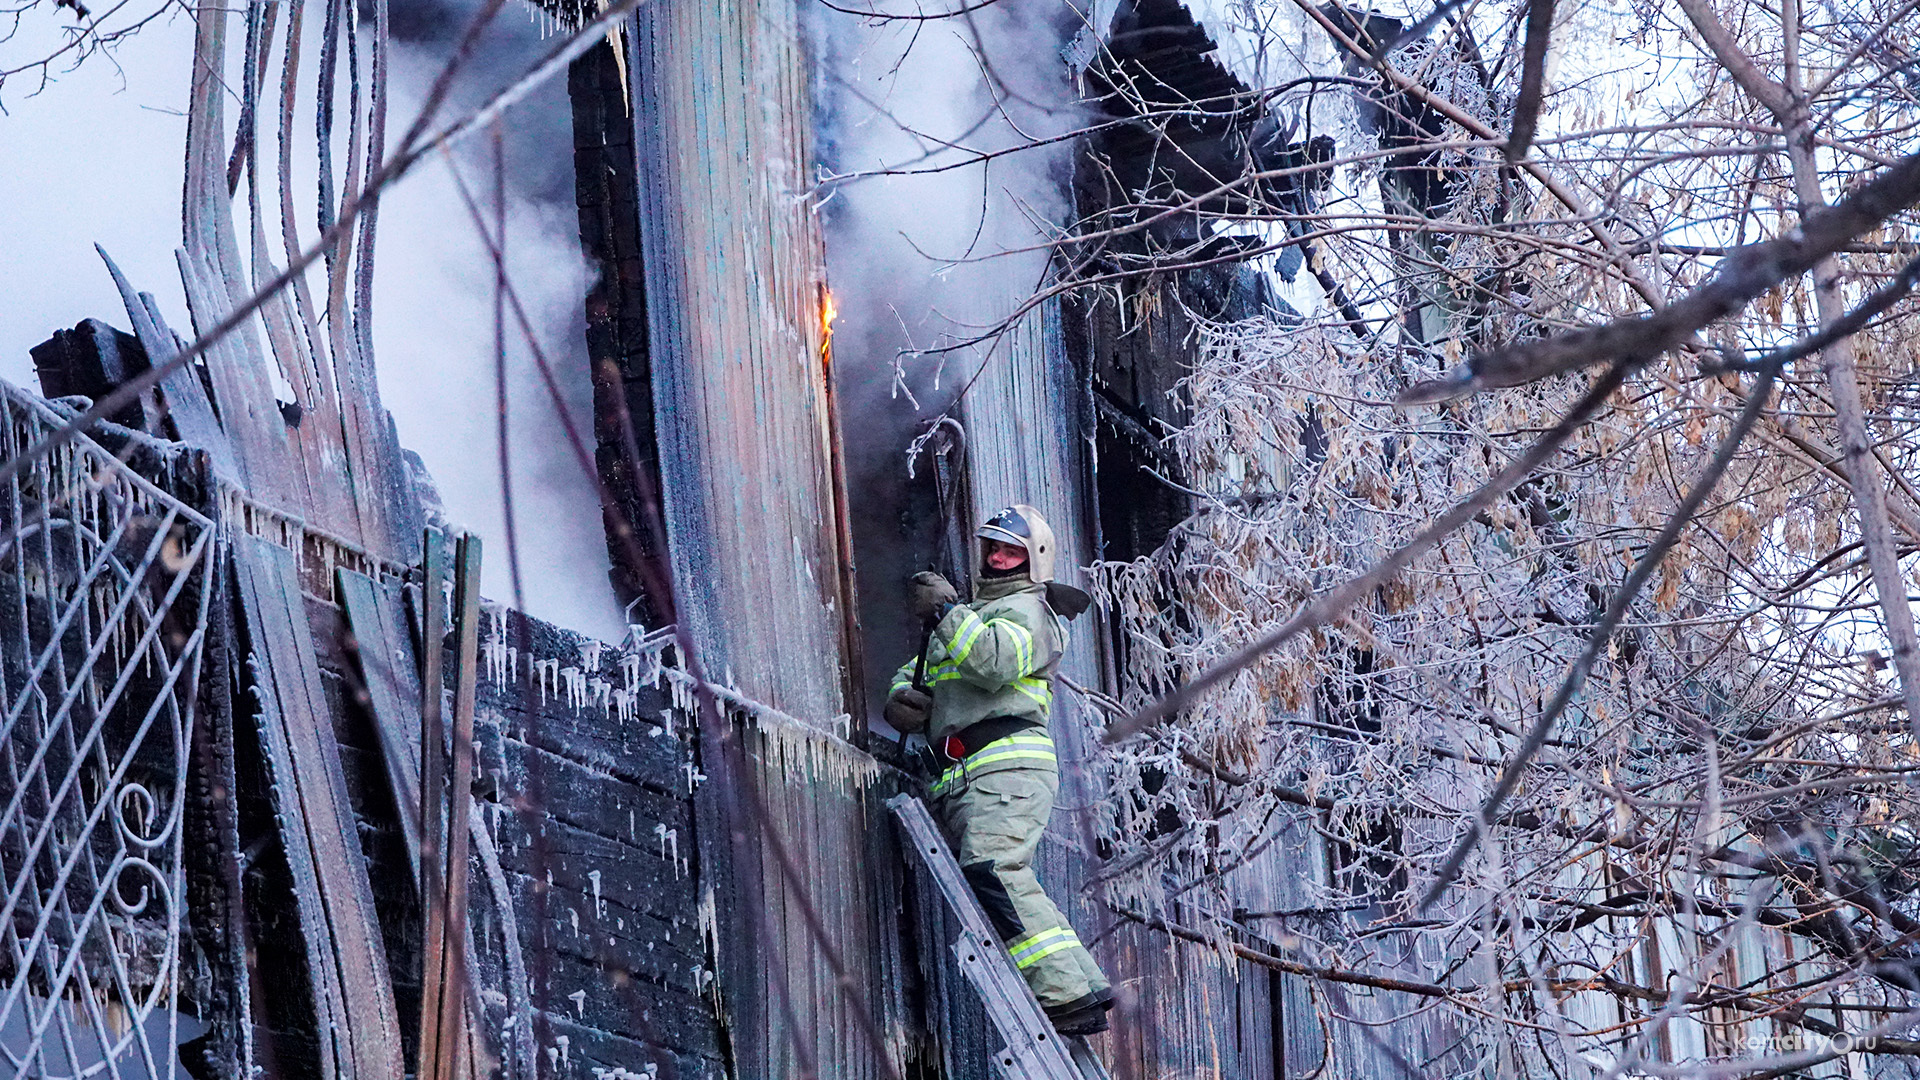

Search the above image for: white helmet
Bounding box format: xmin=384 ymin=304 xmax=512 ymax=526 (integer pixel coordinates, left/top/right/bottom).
xmin=977 ymin=504 xmax=1056 ymax=583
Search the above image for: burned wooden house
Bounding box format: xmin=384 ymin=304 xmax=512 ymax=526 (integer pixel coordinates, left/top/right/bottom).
xmin=0 ymin=0 xmax=1449 ymax=1078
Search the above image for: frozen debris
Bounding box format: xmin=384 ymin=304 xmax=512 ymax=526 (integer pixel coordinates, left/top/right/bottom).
xmin=619 ymin=625 xmax=674 ymax=695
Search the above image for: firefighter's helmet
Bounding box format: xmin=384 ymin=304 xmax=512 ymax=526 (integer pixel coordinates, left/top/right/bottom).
xmin=977 ymin=504 xmax=1056 ymax=583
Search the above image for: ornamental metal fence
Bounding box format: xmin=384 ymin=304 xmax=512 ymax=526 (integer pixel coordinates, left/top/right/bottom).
xmin=0 ymin=386 xmax=215 ymax=1080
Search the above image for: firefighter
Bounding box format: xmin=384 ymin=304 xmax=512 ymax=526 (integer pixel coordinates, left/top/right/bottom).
xmin=884 ymin=504 xmax=1114 ymax=1036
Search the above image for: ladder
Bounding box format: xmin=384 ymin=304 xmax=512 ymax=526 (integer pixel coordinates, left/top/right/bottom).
xmin=887 ymin=794 xmax=1112 ymax=1080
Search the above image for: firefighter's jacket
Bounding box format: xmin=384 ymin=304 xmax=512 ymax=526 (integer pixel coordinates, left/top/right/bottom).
xmin=891 ymin=576 xmax=1063 ymax=765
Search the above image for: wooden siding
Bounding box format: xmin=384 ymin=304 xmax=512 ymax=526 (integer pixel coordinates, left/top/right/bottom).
xmin=626 ymin=0 xmax=856 ymax=724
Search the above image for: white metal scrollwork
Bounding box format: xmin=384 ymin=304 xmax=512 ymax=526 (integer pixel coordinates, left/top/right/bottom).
xmin=0 ymin=385 xmax=214 ymax=1080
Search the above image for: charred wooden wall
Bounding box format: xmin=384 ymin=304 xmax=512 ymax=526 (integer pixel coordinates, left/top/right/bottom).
xmin=623 ymin=0 xmax=860 ymax=726
xmin=570 ymin=41 xmax=671 ymax=629
xmin=200 ymin=522 xmax=727 ymax=1080
xmin=468 ymin=611 xmax=723 ymax=1080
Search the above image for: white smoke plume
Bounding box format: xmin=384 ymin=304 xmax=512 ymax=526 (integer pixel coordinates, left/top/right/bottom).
xmin=809 ymin=0 xmax=1092 ymax=708
xmin=377 ymin=0 xmax=625 ymax=640
xmin=0 ymin=11 xmax=193 ymax=384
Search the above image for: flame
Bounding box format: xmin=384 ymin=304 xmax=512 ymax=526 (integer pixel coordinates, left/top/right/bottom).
xmin=819 ymin=287 xmax=838 ymax=367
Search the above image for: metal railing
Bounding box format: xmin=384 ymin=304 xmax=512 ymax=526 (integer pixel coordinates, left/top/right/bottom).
xmin=0 ymin=384 xmax=215 ymax=1080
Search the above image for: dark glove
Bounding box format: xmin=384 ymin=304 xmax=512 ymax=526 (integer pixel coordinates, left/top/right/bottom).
xmin=906 ymin=571 xmax=957 ymax=623
xmin=884 ymin=685 xmax=933 ymax=733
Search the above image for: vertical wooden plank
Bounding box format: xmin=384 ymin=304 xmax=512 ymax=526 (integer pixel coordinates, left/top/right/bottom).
xmin=427 ymin=534 xmax=482 ymax=1080
xmin=234 ymin=535 xmax=404 ymax=1080
xmin=337 ymin=567 xmax=424 ymax=871
xmin=94 ymin=246 xmax=232 ymax=469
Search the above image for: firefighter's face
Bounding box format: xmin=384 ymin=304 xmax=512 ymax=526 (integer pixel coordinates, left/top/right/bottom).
xmin=984 ymin=539 xmax=1028 ymax=572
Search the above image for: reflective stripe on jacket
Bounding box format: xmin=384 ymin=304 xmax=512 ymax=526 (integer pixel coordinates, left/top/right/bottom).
xmin=892 ymin=577 xmax=1063 ymax=752
xmin=927 ymin=731 xmax=1058 ymax=797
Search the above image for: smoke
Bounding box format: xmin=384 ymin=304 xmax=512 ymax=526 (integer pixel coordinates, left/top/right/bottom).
xmin=0 ymin=0 xmax=624 ymax=640
xmin=375 ymin=0 xmax=626 ymax=640
xmin=809 ymin=0 xmax=1090 ymax=712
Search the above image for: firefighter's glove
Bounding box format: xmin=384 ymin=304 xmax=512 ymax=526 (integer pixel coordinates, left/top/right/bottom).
xmin=884 ymin=685 xmax=933 ymax=733
xmin=906 ymin=571 xmax=957 ymax=623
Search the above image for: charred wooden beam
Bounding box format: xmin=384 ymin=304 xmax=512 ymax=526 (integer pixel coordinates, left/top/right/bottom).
xmin=30 ymin=319 xmax=155 ymax=432
xmin=1084 ymin=0 xmax=1334 ymax=220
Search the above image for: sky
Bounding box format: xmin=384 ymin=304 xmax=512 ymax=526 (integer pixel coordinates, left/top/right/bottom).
xmin=0 ymin=9 xmax=195 ymax=371
xmin=0 ymin=0 xmax=627 ymax=640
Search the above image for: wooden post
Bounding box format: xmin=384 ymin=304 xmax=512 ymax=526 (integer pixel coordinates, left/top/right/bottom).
xmin=416 ymin=527 xmax=450 ymax=1080
xmin=438 ymin=534 xmax=483 ymax=1080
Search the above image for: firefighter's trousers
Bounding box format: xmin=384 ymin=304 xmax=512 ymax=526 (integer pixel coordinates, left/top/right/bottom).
xmin=931 ymin=760 xmax=1110 ymax=1011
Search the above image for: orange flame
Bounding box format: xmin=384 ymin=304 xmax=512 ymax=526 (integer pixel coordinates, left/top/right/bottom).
xmin=819 ymin=287 xmax=838 ymax=367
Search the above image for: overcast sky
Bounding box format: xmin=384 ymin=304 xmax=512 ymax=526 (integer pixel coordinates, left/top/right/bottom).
xmin=1 ymin=1 xmax=627 ymax=640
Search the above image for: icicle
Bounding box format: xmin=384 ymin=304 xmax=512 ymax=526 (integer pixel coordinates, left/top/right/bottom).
xmin=592 ymin=1066 xmax=657 ymax=1080
xmin=482 ymin=605 xmax=511 ymax=686
xmin=654 ymin=824 xmax=683 ymax=878
xmin=668 ymin=676 xmax=693 ymax=714
xmin=532 ymin=658 xmax=560 ymax=704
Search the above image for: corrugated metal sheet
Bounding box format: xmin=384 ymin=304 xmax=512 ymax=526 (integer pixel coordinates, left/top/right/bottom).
xmin=627 ymin=0 xmax=855 ymax=725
